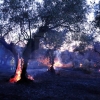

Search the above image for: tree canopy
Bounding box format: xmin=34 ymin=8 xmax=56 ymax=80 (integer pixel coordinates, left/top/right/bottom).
xmin=94 ymin=1 xmax=100 ymax=28
xmin=0 ymin=0 xmax=86 ymax=47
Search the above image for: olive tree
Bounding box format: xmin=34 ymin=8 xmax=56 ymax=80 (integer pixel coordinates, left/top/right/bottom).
xmin=0 ymin=0 xmax=86 ymax=82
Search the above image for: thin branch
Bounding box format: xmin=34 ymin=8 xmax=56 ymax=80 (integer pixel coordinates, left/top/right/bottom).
xmin=49 ymin=20 xmax=68 ymax=30
xmin=28 ymin=19 xmax=31 ymax=39
xmin=15 ymin=40 xmax=26 ymax=45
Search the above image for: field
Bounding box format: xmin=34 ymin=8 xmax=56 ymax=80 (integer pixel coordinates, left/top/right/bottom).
xmin=0 ymin=66 xmax=100 ymax=100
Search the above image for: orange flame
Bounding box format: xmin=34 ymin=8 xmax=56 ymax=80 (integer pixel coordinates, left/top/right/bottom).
xmin=54 ymin=58 xmax=73 ymax=68
xmin=38 ymin=57 xmax=63 ymax=68
xmin=38 ymin=57 xmax=51 ymax=67
xmin=9 ymin=59 xmax=22 ymax=83
xmin=9 ymin=58 xmax=34 ymax=83
xmin=54 ymin=58 xmax=63 ymax=68
xmin=38 ymin=56 xmax=73 ymax=69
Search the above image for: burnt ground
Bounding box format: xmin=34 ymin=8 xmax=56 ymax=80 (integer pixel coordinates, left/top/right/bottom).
xmin=0 ymin=67 xmax=100 ymax=100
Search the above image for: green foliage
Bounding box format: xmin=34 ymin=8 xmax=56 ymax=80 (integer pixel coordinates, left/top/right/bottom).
xmin=43 ymin=30 xmax=66 ymax=49
xmin=1 ymin=0 xmax=87 ymax=48
xmin=79 ymin=33 xmax=94 ymax=45
xmin=74 ymin=33 xmax=94 ymax=53
xmin=95 ymin=15 xmax=100 ymax=28
xmin=38 ymin=0 xmax=86 ymax=27
xmin=94 ymin=2 xmax=100 ymax=28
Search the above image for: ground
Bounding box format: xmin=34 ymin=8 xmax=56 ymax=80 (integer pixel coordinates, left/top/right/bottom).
xmin=0 ymin=66 xmax=100 ymax=100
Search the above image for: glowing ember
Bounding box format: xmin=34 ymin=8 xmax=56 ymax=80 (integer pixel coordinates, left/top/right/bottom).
xmin=99 ymin=69 xmax=100 ymax=72
xmin=28 ymin=75 xmax=34 ymax=80
xmin=9 ymin=59 xmax=22 ymax=83
xmin=80 ymin=63 xmax=82 ymax=67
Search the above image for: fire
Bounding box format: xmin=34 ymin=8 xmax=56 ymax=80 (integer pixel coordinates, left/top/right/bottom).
xmin=9 ymin=58 xmax=34 ymax=83
xmin=38 ymin=56 xmax=63 ymax=68
xmin=9 ymin=59 xmax=22 ymax=83
xmin=54 ymin=58 xmax=63 ymax=68
xmin=38 ymin=57 xmax=51 ymax=67
xmin=54 ymin=58 xmax=73 ymax=68
xmin=38 ymin=56 xmax=73 ymax=69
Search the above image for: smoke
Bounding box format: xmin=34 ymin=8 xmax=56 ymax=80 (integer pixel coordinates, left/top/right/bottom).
xmin=54 ymin=50 xmax=62 ymax=63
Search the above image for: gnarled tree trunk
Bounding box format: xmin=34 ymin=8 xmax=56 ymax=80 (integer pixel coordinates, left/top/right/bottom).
xmin=0 ymin=25 xmax=47 ymax=82
xmin=20 ymin=40 xmax=32 ymax=82
xmin=45 ymin=49 xmax=55 ymax=73
xmin=19 ymin=38 xmax=40 ymax=82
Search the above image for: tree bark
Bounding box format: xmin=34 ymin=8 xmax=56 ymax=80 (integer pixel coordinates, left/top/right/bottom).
xmin=46 ymin=49 xmax=55 ymax=73
xmin=20 ymin=60 xmax=29 ymax=82
xmin=19 ymin=38 xmax=40 ymax=82
xmin=0 ymin=27 xmax=46 ymax=82
xmin=19 ymin=39 xmax=32 ymax=82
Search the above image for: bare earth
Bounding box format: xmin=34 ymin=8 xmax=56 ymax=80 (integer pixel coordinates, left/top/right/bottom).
xmin=0 ymin=67 xmax=100 ymax=100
